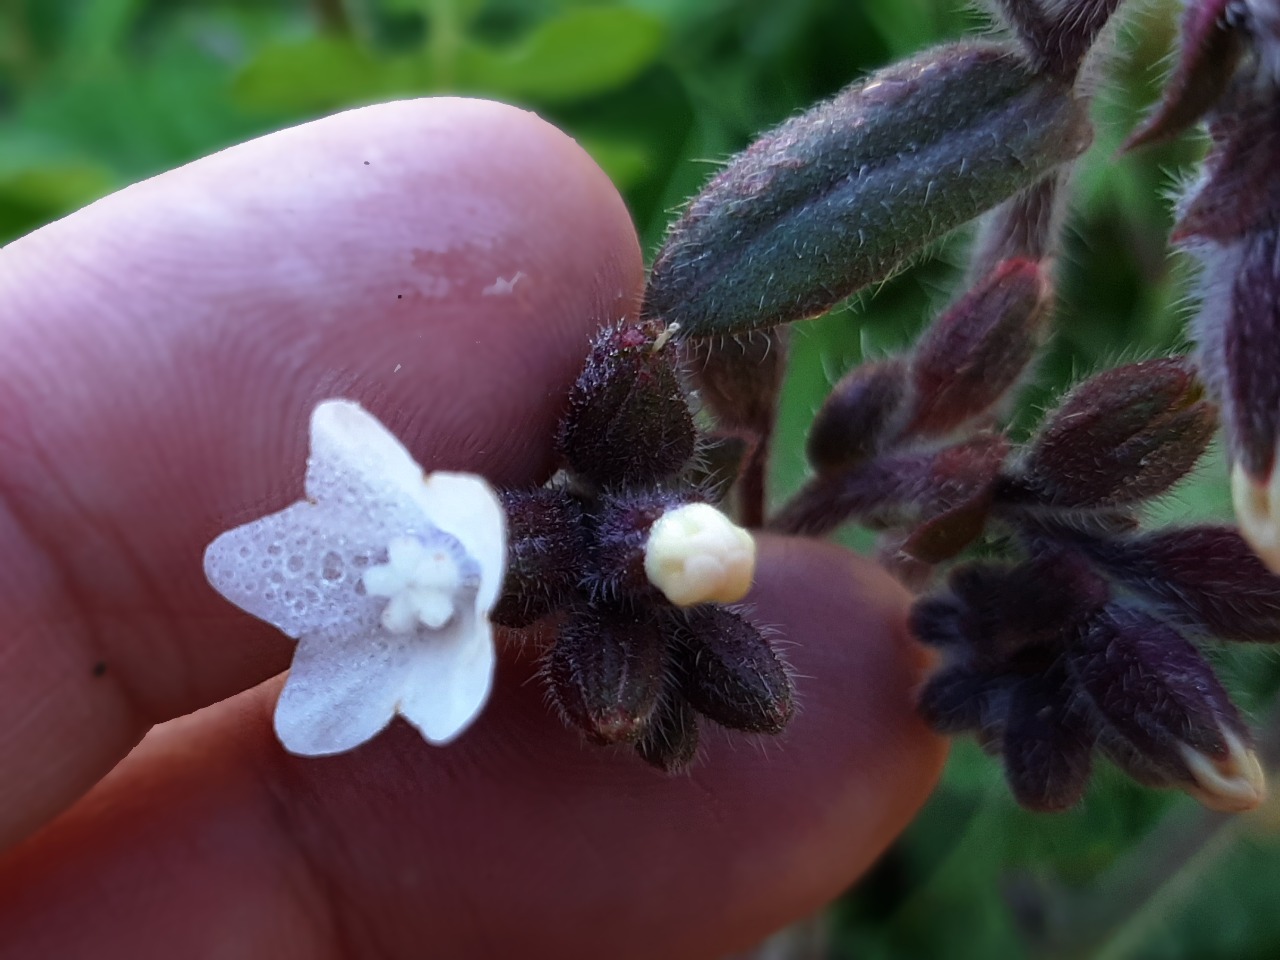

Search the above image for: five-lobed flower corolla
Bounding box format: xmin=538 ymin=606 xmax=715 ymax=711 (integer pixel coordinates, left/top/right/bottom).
xmin=203 ymin=399 xmax=506 ymax=756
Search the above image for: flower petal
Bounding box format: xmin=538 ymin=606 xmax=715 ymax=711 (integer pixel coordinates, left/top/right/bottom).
xmin=273 ymin=622 xmax=410 ymax=756
xmin=410 ymin=473 xmax=507 ymax=613
xmin=306 ymin=399 xmax=434 ymax=531
xmin=203 ymin=501 xmax=384 ymax=639
xmin=397 ymin=616 xmax=496 ymax=744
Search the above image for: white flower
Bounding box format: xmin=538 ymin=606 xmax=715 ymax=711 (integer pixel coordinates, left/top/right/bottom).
xmin=203 ymin=400 xmax=507 ymax=756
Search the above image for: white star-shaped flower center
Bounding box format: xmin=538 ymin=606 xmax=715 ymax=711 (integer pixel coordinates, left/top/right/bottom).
xmin=363 ymin=534 xmax=480 ymax=633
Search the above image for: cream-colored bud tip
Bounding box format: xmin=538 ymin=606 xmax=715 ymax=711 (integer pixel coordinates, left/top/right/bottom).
xmin=644 ymin=502 xmax=756 ymax=607
xmin=1232 ymin=463 xmax=1280 ymax=574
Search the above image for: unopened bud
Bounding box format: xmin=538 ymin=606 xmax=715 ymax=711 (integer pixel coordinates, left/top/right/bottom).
xmin=1076 ymin=525 xmax=1280 ymax=643
xmin=1015 ymin=358 xmax=1216 ymax=510
xmin=643 ymin=41 xmax=1093 ymax=336
xmin=807 ymin=359 xmax=911 ymax=474
xmin=1002 ymin=672 xmax=1094 ymax=811
xmin=493 ymin=488 xmax=585 ymax=628
xmin=916 ymin=663 xmax=1009 ymax=735
xmin=908 ymin=258 xmax=1051 ymax=437
xmin=1232 ymin=464 xmax=1280 ymax=574
xmin=1125 ymin=0 xmax=1243 ymax=151
xmin=643 ymin=502 xmax=756 ymax=607
xmin=557 ymin=321 xmax=695 ymax=489
xmin=1071 ymin=605 xmax=1265 ymax=812
xmin=635 ymin=692 xmax=700 ymax=773
xmin=1215 ymin=231 xmax=1280 ymax=485
xmin=675 ymin=606 xmax=794 ymax=734
xmin=547 ymin=608 xmax=667 ymax=745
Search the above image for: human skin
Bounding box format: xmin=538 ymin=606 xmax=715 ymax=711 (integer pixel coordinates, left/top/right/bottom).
xmin=0 ymin=98 xmax=946 ymax=959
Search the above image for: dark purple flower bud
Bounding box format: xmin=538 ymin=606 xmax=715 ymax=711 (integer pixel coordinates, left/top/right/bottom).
xmin=675 ymin=605 xmax=794 ymax=734
xmin=1075 ymin=525 xmax=1280 ymax=643
xmin=635 ymin=692 xmax=700 ymax=773
xmin=547 ymin=607 xmax=668 ymax=745
xmin=967 ymin=175 xmax=1066 ymax=280
xmin=910 ymin=552 xmax=1107 ymax=667
xmin=996 ymin=0 xmax=1127 ymax=81
xmin=774 ymin=433 xmax=1009 ymax=538
xmin=556 ymin=321 xmax=695 ymax=489
xmin=1125 ymin=0 xmax=1243 ymax=151
xmin=1002 ymin=672 xmax=1094 ymax=811
xmin=492 ymin=488 xmax=586 ymax=629
xmin=685 ymin=328 xmax=789 ymax=439
xmin=908 ymin=258 xmax=1051 ymax=437
xmin=1014 ymin=358 xmax=1217 ymax=509
xmin=643 ymin=42 xmax=1093 ymax=337
xmin=806 ymin=359 xmax=912 ymax=475
xmin=1069 ymin=605 xmax=1264 ymax=811
xmin=916 ymin=663 xmax=1013 ymax=736
xmin=1174 ymin=98 xmax=1280 ymax=243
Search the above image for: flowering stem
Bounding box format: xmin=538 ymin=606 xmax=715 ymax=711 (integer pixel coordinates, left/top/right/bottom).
xmin=738 ymin=431 xmax=770 ymax=529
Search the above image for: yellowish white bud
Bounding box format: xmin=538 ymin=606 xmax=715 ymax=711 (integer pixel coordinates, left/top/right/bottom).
xmin=643 ymin=502 xmax=756 ymax=607
xmin=1231 ymin=462 xmax=1280 ymax=574
xmin=1179 ymin=729 xmax=1267 ymax=813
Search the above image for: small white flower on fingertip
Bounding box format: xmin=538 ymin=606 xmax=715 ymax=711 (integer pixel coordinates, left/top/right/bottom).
xmin=203 ymin=399 xmax=506 ymax=756
xmin=643 ymin=502 xmax=756 ymax=607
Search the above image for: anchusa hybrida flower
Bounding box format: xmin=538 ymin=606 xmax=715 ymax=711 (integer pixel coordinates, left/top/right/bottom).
xmin=204 ymin=401 xmax=506 ymax=755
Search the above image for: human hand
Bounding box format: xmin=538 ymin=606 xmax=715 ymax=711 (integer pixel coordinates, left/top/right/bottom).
xmin=0 ymin=99 xmax=945 ymax=959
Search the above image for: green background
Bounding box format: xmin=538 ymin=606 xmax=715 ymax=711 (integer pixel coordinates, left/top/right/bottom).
xmin=5 ymin=0 xmax=1279 ymax=956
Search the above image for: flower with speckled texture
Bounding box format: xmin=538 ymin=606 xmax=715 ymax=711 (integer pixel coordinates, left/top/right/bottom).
xmin=203 ymin=400 xmax=506 ymax=756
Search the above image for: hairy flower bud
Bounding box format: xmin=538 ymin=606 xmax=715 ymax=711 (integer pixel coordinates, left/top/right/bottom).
xmin=548 ymin=607 xmax=668 ymax=744
xmin=643 ymin=42 xmax=1093 ymax=336
xmin=911 ymin=553 xmax=1108 ymax=659
xmin=996 ymin=0 xmax=1127 ymax=81
xmin=908 ymin=258 xmax=1051 ymax=436
xmin=1002 ymin=671 xmax=1094 ymax=811
xmin=1013 ymin=358 xmax=1216 ymax=510
xmin=636 ymin=691 xmax=700 ymax=773
xmin=1125 ymin=0 xmax=1243 ymax=151
xmin=493 ymin=488 xmax=585 ymax=628
xmin=557 ymin=321 xmax=695 ymax=489
xmin=1070 ymin=605 xmax=1265 ymax=812
xmin=675 ymin=606 xmax=794 ymax=734
xmin=806 ymin=359 xmax=911 ymax=475
xmin=1074 ymin=525 xmax=1280 ymax=643
xmin=916 ymin=663 xmax=1011 ymax=735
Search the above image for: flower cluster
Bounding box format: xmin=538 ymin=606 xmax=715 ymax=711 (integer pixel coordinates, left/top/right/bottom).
xmin=1121 ymin=0 xmax=1280 ymax=570
xmin=493 ymin=320 xmax=794 ymax=771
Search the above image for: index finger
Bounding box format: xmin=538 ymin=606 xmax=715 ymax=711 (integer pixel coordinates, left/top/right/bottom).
xmin=0 ymin=97 xmax=644 ymax=848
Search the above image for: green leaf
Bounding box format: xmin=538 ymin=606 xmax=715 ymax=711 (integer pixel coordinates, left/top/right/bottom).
xmin=574 ymin=135 xmax=654 ymax=190
xmin=234 ymin=36 xmax=406 ymax=113
xmin=459 ymin=8 xmax=665 ymax=103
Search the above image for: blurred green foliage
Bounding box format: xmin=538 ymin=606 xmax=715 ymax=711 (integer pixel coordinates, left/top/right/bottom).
xmin=6 ymin=0 xmax=1280 ymax=956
